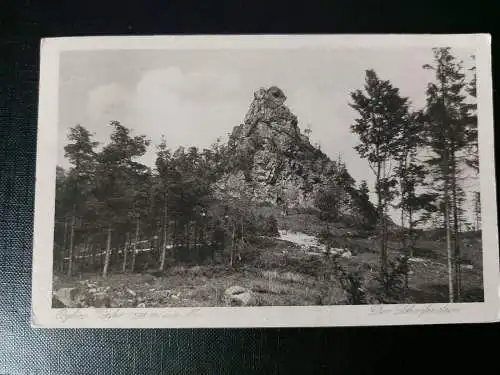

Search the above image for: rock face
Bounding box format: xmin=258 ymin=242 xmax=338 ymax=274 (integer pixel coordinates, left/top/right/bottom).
xmin=214 ymin=86 xmax=376 ymax=223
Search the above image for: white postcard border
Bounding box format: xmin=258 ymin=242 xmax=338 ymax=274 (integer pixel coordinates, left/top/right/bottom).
xmin=32 ymin=34 xmax=499 ymax=328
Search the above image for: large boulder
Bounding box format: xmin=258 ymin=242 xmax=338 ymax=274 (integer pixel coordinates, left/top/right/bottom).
xmin=224 ymin=286 xmax=255 ymax=306
xmin=53 ymin=287 xmax=79 ymax=307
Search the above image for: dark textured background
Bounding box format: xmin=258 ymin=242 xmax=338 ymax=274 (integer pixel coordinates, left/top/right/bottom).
xmin=0 ymin=1 xmax=498 ymax=373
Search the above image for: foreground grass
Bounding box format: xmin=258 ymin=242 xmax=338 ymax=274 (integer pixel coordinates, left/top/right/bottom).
xmin=53 ymin=223 xmax=484 ymax=308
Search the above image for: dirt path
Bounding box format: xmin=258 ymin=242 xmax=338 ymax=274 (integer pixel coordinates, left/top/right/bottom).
xmin=278 ymin=229 xmax=352 ymax=258
xmin=278 ymin=230 xmax=325 ymax=250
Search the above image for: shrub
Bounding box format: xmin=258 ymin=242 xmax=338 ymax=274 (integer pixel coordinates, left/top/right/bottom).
xmin=265 ymin=215 xmax=279 ymax=236
xmin=254 ymin=214 xmax=279 ymax=236
xmin=374 ymin=255 xmax=410 ymax=303
xmin=328 ymin=256 xmax=367 ymax=305
xmin=317 ymin=229 xmax=345 ymax=251
xmin=294 ymin=207 xmax=321 ymax=216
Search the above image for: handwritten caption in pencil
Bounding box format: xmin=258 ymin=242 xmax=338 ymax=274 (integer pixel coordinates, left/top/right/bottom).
xmin=368 ymin=304 xmax=461 ymax=317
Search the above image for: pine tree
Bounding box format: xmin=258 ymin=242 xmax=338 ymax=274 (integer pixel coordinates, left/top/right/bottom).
xmin=423 ymin=47 xmax=473 ymax=302
xmin=54 ymin=166 xmax=71 ymax=272
xmin=93 ymin=121 xmax=150 ymax=276
xmin=350 ymin=69 xmax=409 ymax=280
xmin=155 ymin=136 xmax=173 ymax=271
xmin=63 ymin=125 xmax=99 ymax=276
xmin=465 ymin=55 xmax=479 ymax=173
xmin=392 ymin=111 xmax=438 ymax=256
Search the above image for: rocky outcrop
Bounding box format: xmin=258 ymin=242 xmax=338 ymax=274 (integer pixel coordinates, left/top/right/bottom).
xmin=214 ymin=86 xmax=376 ymax=223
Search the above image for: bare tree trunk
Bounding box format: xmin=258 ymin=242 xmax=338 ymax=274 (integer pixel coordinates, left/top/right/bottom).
xmin=230 ymin=224 xmax=236 ymax=267
xmin=444 ymin=185 xmax=454 ymax=303
xmin=382 ymin=204 xmax=389 ymax=291
xmin=239 ymin=221 xmax=244 ymax=262
xmin=375 ymin=158 xmax=387 ymax=281
xmin=131 ymin=220 xmax=140 ymax=272
xmin=398 ymin=154 xmax=408 ymax=255
xmin=91 ymin=243 xmax=96 ymax=268
xmin=122 ymin=232 xmax=130 ymax=273
xmin=100 ymin=243 xmax=105 ymax=266
xmin=82 ymin=239 xmax=89 ymax=269
xmin=185 ymin=223 xmax=190 ymax=250
xmin=474 ymin=192 xmax=481 ymax=231
xmin=450 ymin=159 xmax=461 ymax=302
xmin=102 ymin=227 xmax=112 ymax=278
xmin=159 ymin=193 xmax=169 ymax=271
xmin=60 ymin=218 xmax=68 ymax=273
xmin=67 ymin=214 xmax=76 ymax=277
xmin=408 ymin=206 xmax=414 ymax=258
xmin=173 ymin=220 xmax=178 ymax=248
xmin=379 ymin=161 xmax=388 ymax=283
xmin=194 ymin=221 xmax=200 ymax=263
xmin=400 ymin=201 xmax=405 ymax=248
xmin=159 ymin=222 xmax=168 ymax=271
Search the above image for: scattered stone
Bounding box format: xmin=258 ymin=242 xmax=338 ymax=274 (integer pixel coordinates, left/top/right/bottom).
xmin=408 ymin=257 xmax=426 ymax=263
xmin=88 ymin=288 xmax=97 ymax=293
xmin=137 ymin=303 xmax=146 ymax=308
xmin=93 ymin=295 xmax=110 ymax=308
xmin=52 ymin=296 xmax=67 ymax=308
xmin=126 ymin=288 xmax=137 ymax=297
xmin=341 ymin=250 xmax=352 ymax=259
xmin=53 ymin=288 xmax=79 ymax=307
xmin=224 ymin=286 xmax=255 ymax=306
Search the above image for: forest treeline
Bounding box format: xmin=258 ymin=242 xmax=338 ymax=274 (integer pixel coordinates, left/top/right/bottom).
xmin=348 ymin=47 xmax=479 ymax=302
xmin=54 ymin=47 xmax=479 ymax=303
xmin=54 ymin=120 xmax=284 ymax=277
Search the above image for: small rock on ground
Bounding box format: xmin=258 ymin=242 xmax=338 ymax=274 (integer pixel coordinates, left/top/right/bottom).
xmin=53 ymin=287 xmax=79 ymax=307
xmin=224 ymin=286 xmax=255 ymax=306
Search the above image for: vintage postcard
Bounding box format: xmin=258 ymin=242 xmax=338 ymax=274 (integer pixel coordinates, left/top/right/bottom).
xmin=32 ymin=34 xmax=499 ymax=328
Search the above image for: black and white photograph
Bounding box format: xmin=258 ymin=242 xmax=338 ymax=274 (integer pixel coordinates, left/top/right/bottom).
xmin=32 ymin=35 xmax=499 ymax=328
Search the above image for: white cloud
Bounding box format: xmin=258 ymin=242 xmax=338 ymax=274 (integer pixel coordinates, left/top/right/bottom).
xmin=84 ymin=67 xmax=246 ymax=166
xmin=86 ymin=83 xmax=130 ymax=122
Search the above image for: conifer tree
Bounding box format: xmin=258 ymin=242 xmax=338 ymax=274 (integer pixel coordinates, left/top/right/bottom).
xmin=423 ymin=47 xmax=474 ymax=302
xmin=93 ymin=121 xmax=150 ymax=277
xmin=63 ymin=125 xmax=99 ymax=276
xmin=350 ymin=69 xmax=409 ymax=280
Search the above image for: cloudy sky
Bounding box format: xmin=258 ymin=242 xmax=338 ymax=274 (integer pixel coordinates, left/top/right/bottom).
xmin=57 ymin=47 xmax=477 ymax=223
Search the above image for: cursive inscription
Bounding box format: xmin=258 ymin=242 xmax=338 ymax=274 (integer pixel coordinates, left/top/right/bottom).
xmin=56 ymin=308 xmax=88 ymax=323
xmin=55 ymin=307 xmax=204 ymax=323
xmin=369 ymin=304 xmax=461 ymax=317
